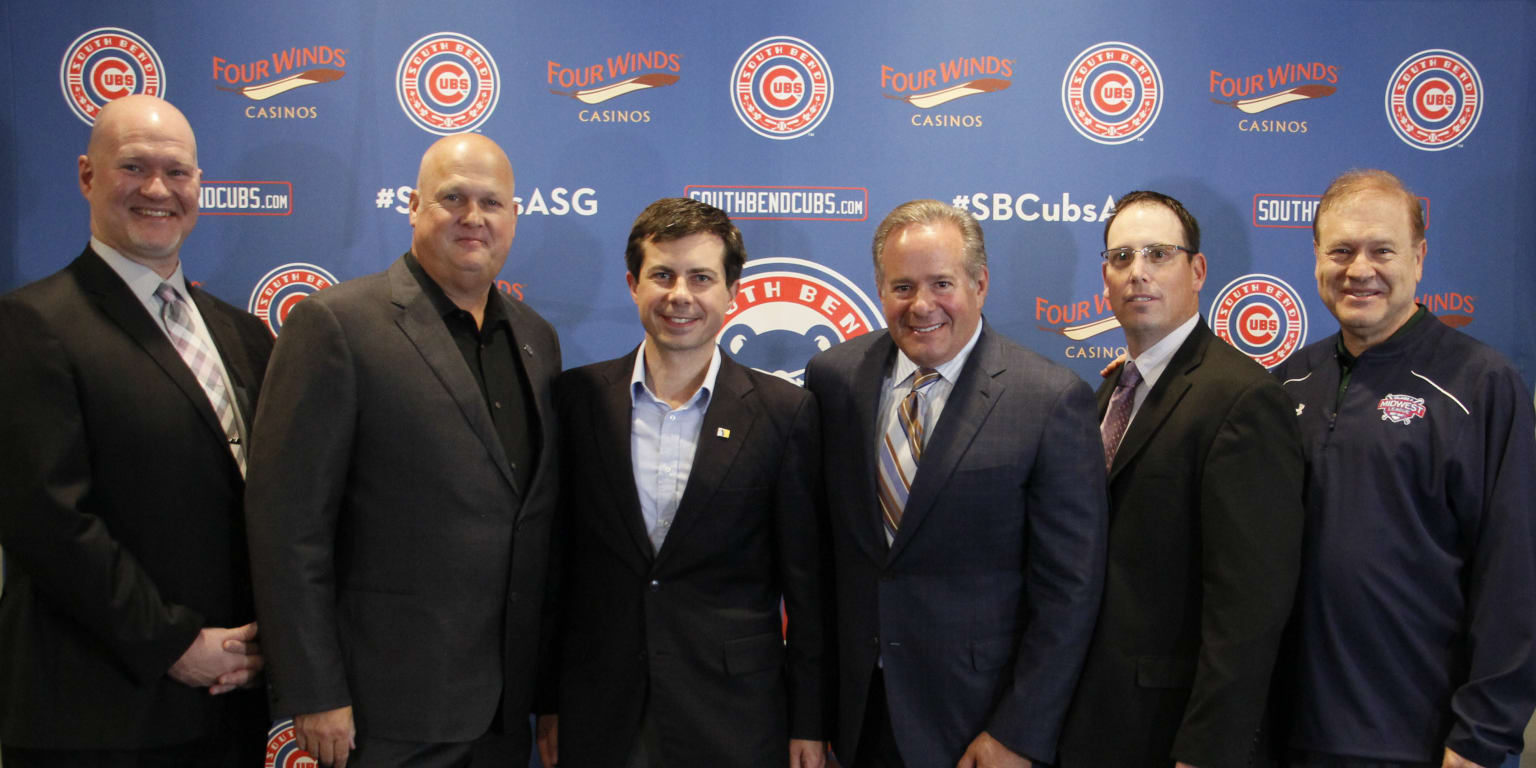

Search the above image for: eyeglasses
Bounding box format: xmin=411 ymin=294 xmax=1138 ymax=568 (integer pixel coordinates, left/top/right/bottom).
xmin=1100 ymin=244 xmax=1190 ymax=268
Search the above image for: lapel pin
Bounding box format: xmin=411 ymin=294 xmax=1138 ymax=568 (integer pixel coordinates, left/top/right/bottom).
xmin=522 ymin=343 xmax=534 ymax=356
xmin=716 ymin=427 xmax=731 ymax=439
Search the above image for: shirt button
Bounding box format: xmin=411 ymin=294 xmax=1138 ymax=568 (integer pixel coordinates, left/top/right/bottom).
xmin=667 ymin=414 xmax=676 ymax=421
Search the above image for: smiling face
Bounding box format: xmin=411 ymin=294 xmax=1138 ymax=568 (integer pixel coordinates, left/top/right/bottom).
xmin=1102 ymin=201 xmax=1206 ymax=357
xmin=79 ymin=95 xmax=201 ymax=275
xmin=877 ymin=221 xmax=988 ymax=368
xmin=1314 ymin=187 xmax=1425 ymax=355
xmin=409 ymin=135 xmax=517 ymax=299
xmin=628 ymin=231 xmax=738 ymax=362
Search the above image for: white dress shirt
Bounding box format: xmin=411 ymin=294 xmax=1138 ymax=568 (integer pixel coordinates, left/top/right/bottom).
xmin=1124 ymin=312 xmax=1201 ymax=428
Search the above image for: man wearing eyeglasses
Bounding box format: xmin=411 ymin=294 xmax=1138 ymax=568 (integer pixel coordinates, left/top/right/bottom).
xmin=1275 ymin=170 xmax=1536 ymax=768
xmin=1056 ymin=190 xmax=1305 ymax=768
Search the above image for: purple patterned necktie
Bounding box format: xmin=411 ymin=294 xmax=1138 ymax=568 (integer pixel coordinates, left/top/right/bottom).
xmin=1099 ymin=360 xmax=1141 ymax=471
xmin=155 ymin=282 xmax=245 ymax=475
xmin=877 ymin=368 xmax=941 ymax=543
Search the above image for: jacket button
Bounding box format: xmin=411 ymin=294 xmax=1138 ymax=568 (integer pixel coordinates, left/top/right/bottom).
xmin=649 ymin=580 xmax=660 ymax=592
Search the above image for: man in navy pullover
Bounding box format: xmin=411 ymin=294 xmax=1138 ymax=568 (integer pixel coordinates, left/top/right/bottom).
xmin=1276 ymin=169 xmax=1536 ymax=768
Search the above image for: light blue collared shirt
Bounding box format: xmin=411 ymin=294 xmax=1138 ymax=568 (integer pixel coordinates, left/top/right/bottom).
xmin=92 ymin=237 xmax=247 ymax=441
xmin=630 ymin=342 xmax=723 ymax=553
xmin=875 ymin=320 xmax=984 ymax=545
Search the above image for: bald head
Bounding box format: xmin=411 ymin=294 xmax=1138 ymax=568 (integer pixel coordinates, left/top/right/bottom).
xmin=408 ymin=134 xmax=518 ymax=312
xmin=79 ymin=95 xmax=201 ymax=277
xmin=88 ymin=95 xmax=197 ymax=166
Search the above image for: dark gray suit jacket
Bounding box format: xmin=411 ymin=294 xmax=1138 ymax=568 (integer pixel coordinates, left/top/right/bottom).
xmin=804 ymin=322 xmax=1108 ymax=766
xmin=550 ymin=348 xmax=830 ymax=767
xmin=245 ymin=254 xmax=560 ymax=752
xmin=0 ymin=247 xmax=272 ymax=748
xmin=1057 ymin=319 xmax=1304 ymax=768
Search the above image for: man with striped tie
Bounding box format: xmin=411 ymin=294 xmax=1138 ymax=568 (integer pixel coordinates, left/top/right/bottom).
xmin=0 ymin=95 xmax=272 ymax=766
xmin=805 ymin=199 xmax=1108 ymax=768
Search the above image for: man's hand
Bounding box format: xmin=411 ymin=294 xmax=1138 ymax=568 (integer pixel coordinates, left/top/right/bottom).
xmin=789 ymin=738 xmax=827 ymax=768
xmin=167 ymin=622 xmax=263 ymax=693
xmin=537 ymin=714 xmax=558 ymax=767
xmin=956 ymin=731 xmax=1029 ymax=768
xmin=295 ymin=706 xmax=356 ymax=768
xmin=1176 ymin=763 xmax=1200 ymax=768
xmin=1442 ymin=747 xmax=1486 ymax=768
xmin=1099 ymin=352 xmax=1129 ymax=379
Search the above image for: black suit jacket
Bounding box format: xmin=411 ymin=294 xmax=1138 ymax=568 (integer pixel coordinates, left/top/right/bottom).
xmin=245 ymin=254 xmax=561 ymax=752
xmin=0 ymin=247 xmax=272 ymax=748
xmin=1056 ymin=320 xmax=1304 ymax=768
xmin=550 ymin=348 xmax=830 ymax=767
xmin=804 ymin=323 xmax=1108 ymax=766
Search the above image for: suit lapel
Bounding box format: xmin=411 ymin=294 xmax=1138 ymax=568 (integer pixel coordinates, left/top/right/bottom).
xmin=590 ymin=350 xmax=656 ymax=564
xmin=657 ymin=354 xmax=756 ymax=568
xmin=1108 ymin=321 xmax=1211 ymax=481
xmin=75 ymin=250 xmax=231 ymax=449
xmin=503 ymin=293 xmax=557 ymax=518
xmin=388 ymin=256 xmax=520 ymax=497
xmin=189 ymin=286 xmax=258 ymax=426
xmin=850 ymin=335 xmax=897 ymax=562
xmin=889 ymin=326 xmax=1005 ymax=561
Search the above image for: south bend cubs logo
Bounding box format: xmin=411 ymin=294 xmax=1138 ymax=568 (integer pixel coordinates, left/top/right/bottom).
xmin=731 ymin=36 xmax=833 ymax=140
xmin=1208 ymin=274 xmax=1307 ymax=369
xmin=1061 ymin=42 xmax=1162 ymax=145
xmin=720 ymin=257 xmax=882 ymax=384
xmin=1378 ymin=393 xmax=1427 ymax=425
xmin=264 ymin=719 xmax=317 ymax=767
xmin=396 ymin=32 xmax=499 ymax=135
xmin=60 ymin=28 xmax=165 ymax=125
xmin=1386 ymin=49 xmax=1482 ymax=151
xmin=249 ymin=263 xmax=338 ymax=336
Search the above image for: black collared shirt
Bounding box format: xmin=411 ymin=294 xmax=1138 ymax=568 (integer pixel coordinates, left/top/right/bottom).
xmin=406 ymin=252 xmax=539 ymax=493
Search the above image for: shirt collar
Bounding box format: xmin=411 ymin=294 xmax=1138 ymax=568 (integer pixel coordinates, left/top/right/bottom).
xmin=889 ymin=319 xmax=984 ymax=392
xmin=92 ymin=236 xmax=189 ymax=304
xmin=630 ymin=340 xmax=722 ymax=410
xmin=405 ymin=250 xmax=505 ymax=327
xmin=1131 ymin=312 xmax=1200 ymax=392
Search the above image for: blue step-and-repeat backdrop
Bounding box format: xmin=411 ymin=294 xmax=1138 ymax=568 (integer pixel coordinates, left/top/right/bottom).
xmin=1 ymin=0 xmax=1532 ymax=395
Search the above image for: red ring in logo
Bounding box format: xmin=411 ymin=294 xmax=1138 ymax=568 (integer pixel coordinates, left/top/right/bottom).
xmin=59 ymin=27 xmax=166 ymax=125
xmin=1209 ymin=274 xmax=1308 ymax=368
xmin=1060 ymin=41 xmax=1162 ymax=145
xmin=730 ymin=36 xmax=834 ymax=141
xmin=395 ymin=32 xmax=500 ymax=135
xmin=1386 ymin=49 xmax=1482 ymax=151
xmin=248 ymin=263 xmax=339 ymax=336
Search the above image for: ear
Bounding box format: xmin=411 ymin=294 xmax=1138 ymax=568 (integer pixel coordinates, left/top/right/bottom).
xmin=1190 ymin=252 xmax=1207 ymax=292
xmin=407 ymin=187 xmax=421 ymax=227
xmin=78 ymin=155 xmax=93 ymax=199
xmin=627 ymin=271 xmax=639 ymax=303
xmin=1101 ymin=260 xmax=1111 ymax=298
xmin=1413 ymin=238 xmax=1426 ymax=283
xmin=973 ymin=265 xmax=989 ymax=301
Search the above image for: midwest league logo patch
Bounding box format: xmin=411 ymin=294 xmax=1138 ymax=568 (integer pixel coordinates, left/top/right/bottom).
xmin=1378 ymin=393 xmax=1427 ymax=425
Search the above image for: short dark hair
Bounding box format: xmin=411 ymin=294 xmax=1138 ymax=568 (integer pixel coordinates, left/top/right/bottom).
xmin=1313 ymin=169 xmax=1424 ymax=245
xmin=1103 ymin=190 xmax=1201 ymax=255
xmin=625 ymin=198 xmax=746 ymax=285
xmin=871 ymin=199 xmax=987 ymax=286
